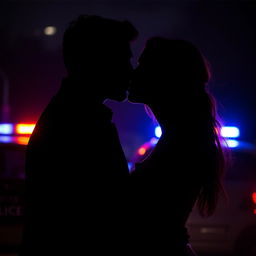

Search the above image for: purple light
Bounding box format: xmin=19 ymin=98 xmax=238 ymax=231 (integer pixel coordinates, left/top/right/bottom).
xmin=0 ymin=135 xmax=13 ymax=143
xmin=150 ymin=137 xmax=159 ymax=145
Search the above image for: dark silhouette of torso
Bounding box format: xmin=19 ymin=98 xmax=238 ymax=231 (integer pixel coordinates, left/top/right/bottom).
xmin=129 ymin=132 xmax=208 ymax=255
xmin=21 ymin=78 xmax=129 ymax=255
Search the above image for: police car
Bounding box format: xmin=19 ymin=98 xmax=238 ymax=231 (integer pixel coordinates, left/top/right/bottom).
xmin=130 ymin=126 xmax=256 ymax=256
xmin=0 ymin=123 xmax=35 ymax=254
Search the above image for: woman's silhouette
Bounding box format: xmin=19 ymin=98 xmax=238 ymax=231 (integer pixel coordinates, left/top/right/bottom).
xmin=128 ymin=37 xmax=228 ymax=255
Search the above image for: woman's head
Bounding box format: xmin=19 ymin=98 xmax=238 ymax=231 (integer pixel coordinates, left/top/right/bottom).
xmin=128 ymin=37 xmax=210 ymax=106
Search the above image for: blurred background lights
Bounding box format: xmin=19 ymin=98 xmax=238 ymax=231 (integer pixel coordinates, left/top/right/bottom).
xmin=150 ymin=137 xmax=159 ymax=145
xmin=221 ymin=126 xmax=240 ymax=138
xmin=44 ymin=26 xmax=57 ymax=36
xmin=16 ymin=136 xmax=30 ymax=145
xmin=0 ymin=123 xmax=13 ymax=135
xmin=128 ymin=162 xmax=133 ymax=171
xmin=15 ymin=124 xmax=35 ymax=135
xmin=226 ymin=139 xmax=239 ymax=148
xmin=155 ymin=125 xmax=162 ymax=138
xmin=0 ymin=135 xmax=12 ymax=143
xmin=252 ymin=192 xmax=256 ymax=204
xmin=154 ymin=125 xmax=240 ymax=139
xmin=138 ymin=147 xmax=146 ymax=156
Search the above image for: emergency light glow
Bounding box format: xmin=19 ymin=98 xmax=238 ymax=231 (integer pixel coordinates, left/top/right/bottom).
xmin=155 ymin=126 xmax=162 ymax=138
xmin=128 ymin=162 xmax=133 ymax=171
xmin=0 ymin=123 xmax=14 ymax=135
xmin=150 ymin=137 xmax=159 ymax=145
xmin=0 ymin=135 xmax=13 ymax=143
xmin=252 ymin=193 xmax=256 ymax=215
xmin=226 ymin=139 xmax=239 ymax=148
xmin=221 ymin=126 xmax=240 ymax=138
xmin=154 ymin=125 xmax=240 ymax=139
xmin=15 ymin=136 xmax=30 ymax=145
xmin=15 ymin=124 xmax=35 ymax=135
xmin=138 ymin=147 xmax=146 ymax=156
xmin=252 ymin=193 xmax=256 ymax=204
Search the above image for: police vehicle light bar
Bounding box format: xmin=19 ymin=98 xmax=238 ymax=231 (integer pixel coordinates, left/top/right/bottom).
xmin=154 ymin=125 xmax=240 ymax=139
xmin=0 ymin=123 xmax=35 ymax=135
xmin=220 ymin=126 xmax=240 ymax=138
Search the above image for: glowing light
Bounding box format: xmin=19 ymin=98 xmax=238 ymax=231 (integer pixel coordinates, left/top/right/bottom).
xmin=128 ymin=162 xmax=133 ymax=171
xmin=253 ymin=192 xmax=256 ymax=215
xmin=15 ymin=124 xmax=35 ymax=135
xmin=155 ymin=126 xmax=162 ymax=138
xmin=0 ymin=123 xmax=14 ymax=135
xmin=44 ymin=26 xmax=57 ymax=36
xmin=0 ymin=135 xmax=12 ymax=143
xmin=252 ymin=193 xmax=256 ymax=204
xmin=150 ymin=137 xmax=159 ymax=145
xmin=138 ymin=147 xmax=146 ymax=156
xmin=0 ymin=135 xmax=30 ymax=145
xmin=226 ymin=139 xmax=239 ymax=148
xmin=15 ymin=136 xmax=30 ymax=145
xmin=221 ymin=126 xmax=240 ymax=138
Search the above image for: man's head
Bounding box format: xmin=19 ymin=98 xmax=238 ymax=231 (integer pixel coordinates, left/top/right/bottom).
xmin=63 ymin=15 xmax=138 ymax=102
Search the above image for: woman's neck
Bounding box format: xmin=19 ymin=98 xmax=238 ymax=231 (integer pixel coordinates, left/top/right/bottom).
xmin=149 ymin=103 xmax=184 ymax=133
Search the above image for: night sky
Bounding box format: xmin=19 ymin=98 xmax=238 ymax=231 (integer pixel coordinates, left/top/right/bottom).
xmin=0 ymin=0 xmax=255 ymax=158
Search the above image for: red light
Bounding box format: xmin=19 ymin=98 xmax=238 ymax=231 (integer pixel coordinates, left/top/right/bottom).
xmin=138 ymin=147 xmax=146 ymax=156
xmin=15 ymin=124 xmax=35 ymax=135
xmin=15 ymin=136 xmax=30 ymax=145
xmin=252 ymin=193 xmax=256 ymax=204
xmin=254 ymin=209 xmax=256 ymax=215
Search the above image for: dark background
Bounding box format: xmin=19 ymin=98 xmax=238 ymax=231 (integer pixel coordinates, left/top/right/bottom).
xmin=0 ymin=0 xmax=255 ymax=159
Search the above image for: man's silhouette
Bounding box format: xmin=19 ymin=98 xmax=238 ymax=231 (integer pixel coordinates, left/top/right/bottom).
xmin=20 ymin=15 xmax=138 ymax=255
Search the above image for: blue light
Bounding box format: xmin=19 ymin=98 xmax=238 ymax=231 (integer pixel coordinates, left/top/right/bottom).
xmin=128 ymin=162 xmax=134 ymax=172
xmin=221 ymin=126 xmax=240 ymax=138
xmin=0 ymin=123 xmax=14 ymax=135
xmin=0 ymin=135 xmax=13 ymax=143
xmin=155 ymin=126 xmax=162 ymax=138
xmin=226 ymin=139 xmax=239 ymax=148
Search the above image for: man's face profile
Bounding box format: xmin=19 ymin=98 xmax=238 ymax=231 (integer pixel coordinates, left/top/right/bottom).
xmin=103 ymin=41 xmax=133 ymax=102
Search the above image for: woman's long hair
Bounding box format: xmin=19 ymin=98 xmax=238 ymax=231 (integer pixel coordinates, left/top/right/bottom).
xmin=144 ymin=37 xmax=228 ymax=217
xmin=196 ymin=90 xmax=228 ymax=217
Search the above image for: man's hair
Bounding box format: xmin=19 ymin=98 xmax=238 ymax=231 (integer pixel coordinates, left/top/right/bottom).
xmin=62 ymin=15 xmax=138 ymax=74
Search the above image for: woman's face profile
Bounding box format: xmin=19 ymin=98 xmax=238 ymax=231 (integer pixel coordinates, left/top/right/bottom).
xmin=128 ymin=49 xmax=159 ymax=104
xmin=128 ymin=48 xmax=172 ymax=105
